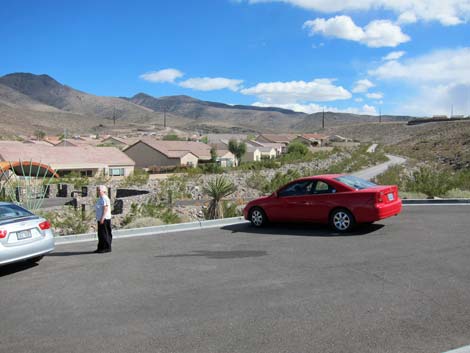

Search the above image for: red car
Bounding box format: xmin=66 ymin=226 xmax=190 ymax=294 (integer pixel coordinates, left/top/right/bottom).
xmin=243 ymin=174 xmax=402 ymax=232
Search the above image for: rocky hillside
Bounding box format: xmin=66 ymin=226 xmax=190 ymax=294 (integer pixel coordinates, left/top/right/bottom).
xmin=0 ymin=72 xmax=417 ymax=137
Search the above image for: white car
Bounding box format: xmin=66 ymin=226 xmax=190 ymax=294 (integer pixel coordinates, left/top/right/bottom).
xmin=0 ymin=202 xmax=55 ymax=266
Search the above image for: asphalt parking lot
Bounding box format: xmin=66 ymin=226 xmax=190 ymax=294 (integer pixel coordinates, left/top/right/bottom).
xmin=1 ymin=205 xmax=470 ymax=353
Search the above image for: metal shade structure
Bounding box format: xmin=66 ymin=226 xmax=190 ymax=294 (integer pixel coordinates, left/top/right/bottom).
xmin=0 ymin=160 xmax=58 ymax=211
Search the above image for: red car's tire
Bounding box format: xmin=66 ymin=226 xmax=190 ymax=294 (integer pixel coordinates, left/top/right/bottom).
xmin=249 ymin=207 xmax=268 ymax=227
xmin=329 ymin=208 xmax=355 ymax=232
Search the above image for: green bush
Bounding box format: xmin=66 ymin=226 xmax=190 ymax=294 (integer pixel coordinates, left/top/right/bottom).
xmin=262 ymin=169 xmax=301 ymax=194
xmin=373 ymin=164 xmax=407 ymax=188
xmin=406 ymin=166 xmax=455 ymax=198
xmin=287 ymin=141 xmax=309 ymax=155
xmin=157 ymin=175 xmax=191 ymax=201
xmin=119 ymin=169 xmax=149 ymax=187
xmin=121 ymin=200 xmax=181 ymax=226
xmin=245 ymin=171 xmax=267 ymax=191
xmin=39 ymin=206 xmax=93 ymax=236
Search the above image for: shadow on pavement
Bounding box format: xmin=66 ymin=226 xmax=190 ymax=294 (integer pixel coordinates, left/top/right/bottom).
xmin=222 ymin=222 xmax=384 ymax=237
xmin=47 ymin=251 xmax=96 ymax=257
xmin=156 ymin=250 xmax=267 ymax=260
xmin=0 ymin=261 xmax=38 ymax=277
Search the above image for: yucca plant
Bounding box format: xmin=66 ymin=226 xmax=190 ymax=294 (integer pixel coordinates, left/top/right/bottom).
xmin=203 ymin=176 xmax=236 ymax=219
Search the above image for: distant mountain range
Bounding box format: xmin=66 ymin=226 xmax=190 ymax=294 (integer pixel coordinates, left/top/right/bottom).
xmin=0 ymin=72 xmax=413 ymax=137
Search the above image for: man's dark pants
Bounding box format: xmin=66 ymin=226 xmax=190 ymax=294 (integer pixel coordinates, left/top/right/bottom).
xmin=97 ymin=219 xmax=112 ymax=252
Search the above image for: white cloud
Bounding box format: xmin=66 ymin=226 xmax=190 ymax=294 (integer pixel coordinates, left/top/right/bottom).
xmin=370 ymin=47 xmax=470 ymax=85
xmin=245 ymin=0 xmax=469 ymax=26
xmin=179 ymin=77 xmax=243 ymax=91
xmin=366 ymin=92 xmax=384 ymax=99
xmin=355 ymin=97 xmax=363 ymax=102
xmin=370 ymin=47 xmax=470 ymax=115
xmin=382 ymin=51 xmax=406 ymax=61
xmin=241 ymin=78 xmax=351 ymax=103
xmin=352 ymin=79 xmax=375 ymax=93
xmin=303 ymin=16 xmax=410 ymax=47
xmin=401 ymin=83 xmax=470 ymax=116
xmin=252 ymin=101 xmax=377 ymax=115
xmin=139 ymin=68 xmax=183 ymax=83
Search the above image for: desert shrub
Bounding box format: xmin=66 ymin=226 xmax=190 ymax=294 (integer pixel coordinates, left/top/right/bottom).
xmin=59 ymin=172 xmax=88 ymax=189
xmin=39 ymin=206 xmax=93 ymax=236
xmin=245 ymin=171 xmax=267 ymax=191
xmin=121 ymin=200 xmax=181 ymax=227
xmin=119 ymin=169 xmax=149 ymax=187
xmin=373 ymin=164 xmax=407 ymax=188
xmin=453 ymin=170 xmax=470 ymax=191
xmin=203 ymin=176 xmax=236 ymax=219
xmin=287 ymin=141 xmax=309 ymax=155
xmin=199 ymin=163 xmax=224 ymax=174
xmin=203 ymin=201 xmax=241 ymax=219
xmin=262 ymin=169 xmax=301 ymax=194
xmin=406 ymin=165 xmax=455 ymax=198
xmin=157 ymin=175 xmax=191 ymax=201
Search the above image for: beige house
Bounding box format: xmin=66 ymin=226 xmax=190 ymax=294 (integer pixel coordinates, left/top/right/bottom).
xmin=123 ymin=139 xmax=212 ymax=169
xmin=215 ymin=150 xmax=237 ymax=167
xmin=0 ymin=141 xmax=135 ymax=177
xmin=255 ymin=134 xmax=297 ymax=153
xmin=241 ymin=145 xmax=262 ymax=162
xmin=247 ymin=140 xmax=284 ymax=156
xmin=295 ymin=133 xmax=329 ymax=147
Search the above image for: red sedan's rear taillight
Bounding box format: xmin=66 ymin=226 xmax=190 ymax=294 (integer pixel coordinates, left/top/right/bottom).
xmin=38 ymin=221 xmax=51 ymax=231
xmin=0 ymin=229 xmax=7 ymax=239
xmin=376 ymin=191 xmax=384 ymax=203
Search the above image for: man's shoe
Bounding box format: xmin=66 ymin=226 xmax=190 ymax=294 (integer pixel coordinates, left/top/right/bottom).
xmin=102 ymin=249 xmax=112 ymax=253
xmin=93 ymin=249 xmax=102 ymax=253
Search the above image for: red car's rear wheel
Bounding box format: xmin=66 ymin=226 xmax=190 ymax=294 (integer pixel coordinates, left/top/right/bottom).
xmin=330 ymin=209 xmax=355 ymax=232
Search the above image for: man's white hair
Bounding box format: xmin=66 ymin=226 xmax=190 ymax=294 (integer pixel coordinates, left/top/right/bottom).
xmin=98 ymin=185 xmax=107 ymax=193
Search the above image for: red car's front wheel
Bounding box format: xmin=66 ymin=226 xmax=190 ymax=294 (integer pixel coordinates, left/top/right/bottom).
xmin=249 ymin=207 xmax=267 ymax=227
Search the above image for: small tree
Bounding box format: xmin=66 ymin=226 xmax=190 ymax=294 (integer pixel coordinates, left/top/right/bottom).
xmin=210 ymin=146 xmax=218 ymax=162
xmin=228 ymin=139 xmax=246 ymax=165
xmin=203 ymin=176 xmax=236 ymax=219
xmin=287 ymin=141 xmax=308 ymax=155
xmin=35 ymin=130 xmax=46 ymax=141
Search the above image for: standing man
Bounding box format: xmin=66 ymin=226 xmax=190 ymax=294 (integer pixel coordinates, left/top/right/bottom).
xmin=95 ymin=185 xmax=112 ymax=253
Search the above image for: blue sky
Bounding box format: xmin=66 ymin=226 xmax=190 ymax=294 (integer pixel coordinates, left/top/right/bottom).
xmin=1 ymin=0 xmax=469 ymax=116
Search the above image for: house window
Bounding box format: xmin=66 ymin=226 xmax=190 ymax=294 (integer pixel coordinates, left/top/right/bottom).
xmin=109 ymin=168 xmax=125 ymax=176
xmin=80 ymin=170 xmax=93 ymax=177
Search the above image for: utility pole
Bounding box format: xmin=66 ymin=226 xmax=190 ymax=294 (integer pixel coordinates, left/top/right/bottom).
xmin=163 ymin=107 xmax=167 ymax=128
xmin=64 ymin=128 xmax=67 ymax=146
xmin=322 ymin=108 xmax=325 ymax=129
xmin=113 ymin=108 xmax=116 ymax=126
xmin=451 ymin=104 xmax=453 ymax=118
xmin=379 ymin=108 xmax=382 ymax=123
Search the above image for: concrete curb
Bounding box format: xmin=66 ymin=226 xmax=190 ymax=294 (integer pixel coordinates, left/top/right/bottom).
xmin=403 ymin=199 xmax=470 ymax=205
xmin=54 ymin=199 xmax=470 ymax=245
xmin=55 ymin=217 xmax=248 ymax=245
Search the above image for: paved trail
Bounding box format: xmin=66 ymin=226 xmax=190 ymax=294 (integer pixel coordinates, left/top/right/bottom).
xmin=352 ymin=154 xmax=406 ymax=181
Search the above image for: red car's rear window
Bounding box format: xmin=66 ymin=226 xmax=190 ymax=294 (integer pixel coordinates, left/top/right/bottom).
xmin=334 ymin=175 xmax=377 ymax=190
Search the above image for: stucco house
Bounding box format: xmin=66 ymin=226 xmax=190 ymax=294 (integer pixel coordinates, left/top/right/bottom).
xmin=123 ymin=139 xmax=212 ymax=169
xmin=294 ymin=133 xmax=329 ymax=147
xmin=215 ymin=150 xmax=237 ymax=167
xmin=246 ymin=140 xmax=284 ymax=156
xmin=0 ymin=141 xmax=135 ymax=177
